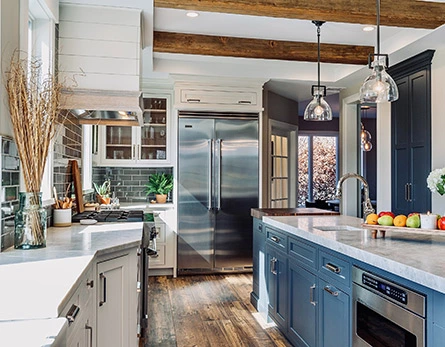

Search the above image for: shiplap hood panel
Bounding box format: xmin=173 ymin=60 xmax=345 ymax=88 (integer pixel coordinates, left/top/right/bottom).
xmin=58 ymin=3 xmax=143 ymax=125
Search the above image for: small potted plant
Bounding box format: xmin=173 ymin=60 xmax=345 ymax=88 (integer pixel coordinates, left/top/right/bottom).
xmin=93 ymin=179 xmax=111 ymax=205
xmin=144 ymin=173 xmax=173 ymax=204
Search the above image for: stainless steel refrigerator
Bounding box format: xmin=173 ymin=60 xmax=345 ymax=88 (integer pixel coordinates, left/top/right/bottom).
xmin=178 ymin=112 xmax=259 ymax=274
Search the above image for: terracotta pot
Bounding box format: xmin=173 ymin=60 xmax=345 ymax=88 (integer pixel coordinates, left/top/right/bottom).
xmin=97 ymin=194 xmax=111 ymax=205
xmin=155 ymin=194 xmax=167 ymax=204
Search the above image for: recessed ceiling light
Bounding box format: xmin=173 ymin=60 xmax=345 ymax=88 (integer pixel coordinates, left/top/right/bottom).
xmin=186 ymin=12 xmax=199 ymax=18
xmin=363 ymin=26 xmax=375 ymax=32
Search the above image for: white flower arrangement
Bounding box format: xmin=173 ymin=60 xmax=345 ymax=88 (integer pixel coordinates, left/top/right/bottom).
xmin=427 ymin=168 xmax=445 ymax=195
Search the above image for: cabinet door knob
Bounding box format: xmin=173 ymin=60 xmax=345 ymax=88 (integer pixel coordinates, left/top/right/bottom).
xmin=86 ymin=279 xmax=94 ymax=288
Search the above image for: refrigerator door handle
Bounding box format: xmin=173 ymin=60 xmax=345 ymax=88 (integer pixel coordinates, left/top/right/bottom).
xmin=216 ymin=139 xmax=222 ymax=211
xmin=208 ymin=139 xmax=213 ymax=211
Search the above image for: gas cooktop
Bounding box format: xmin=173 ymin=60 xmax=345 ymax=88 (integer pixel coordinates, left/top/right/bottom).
xmin=72 ymin=210 xmax=144 ymax=223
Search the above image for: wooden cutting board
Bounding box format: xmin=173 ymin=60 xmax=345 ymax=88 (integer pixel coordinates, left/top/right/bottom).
xmin=70 ymin=160 xmax=84 ymax=213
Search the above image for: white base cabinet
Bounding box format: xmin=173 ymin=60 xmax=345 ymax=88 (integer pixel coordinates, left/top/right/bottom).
xmin=148 ymin=208 xmax=177 ymax=277
xmin=60 ymin=265 xmax=95 ymax=347
xmin=96 ymin=248 xmax=139 ymax=347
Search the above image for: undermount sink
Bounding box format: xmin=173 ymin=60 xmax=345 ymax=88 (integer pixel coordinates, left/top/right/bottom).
xmin=314 ymin=225 xmax=362 ymax=232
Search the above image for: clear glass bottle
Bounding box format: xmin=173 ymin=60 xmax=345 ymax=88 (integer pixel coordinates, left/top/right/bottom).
xmin=14 ymin=192 xmax=47 ymax=249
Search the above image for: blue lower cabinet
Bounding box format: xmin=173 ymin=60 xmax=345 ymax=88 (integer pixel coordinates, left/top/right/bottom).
xmin=319 ymin=278 xmax=350 ymax=347
xmin=266 ymin=244 xmax=288 ymax=330
xmin=288 ymin=260 xmax=317 ymax=347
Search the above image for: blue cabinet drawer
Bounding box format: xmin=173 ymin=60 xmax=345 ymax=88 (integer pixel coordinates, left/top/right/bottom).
xmin=289 ymin=235 xmax=317 ymax=270
xmin=266 ymin=227 xmax=287 ymax=252
xmin=319 ymin=250 xmax=350 ymax=289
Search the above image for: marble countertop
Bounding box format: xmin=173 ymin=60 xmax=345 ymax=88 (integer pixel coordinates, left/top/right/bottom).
xmin=0 ymin=222 xmax=143 ymax=322
xmin=263 ymin=215 xmax=445 ymax=294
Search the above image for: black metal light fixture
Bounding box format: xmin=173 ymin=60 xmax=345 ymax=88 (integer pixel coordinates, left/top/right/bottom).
xmin=359 ymin=0 xmax=399 ymax=103
xmin=304 ymin=21 xmax=332 ymax=121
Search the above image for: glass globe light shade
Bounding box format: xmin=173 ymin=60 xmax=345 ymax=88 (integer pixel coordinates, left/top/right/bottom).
xmin=360 ymin=61 xmax=399 ymax=103
xmin=361 ymin=129 xmax=371 ymax=144
xmin=362 ymin=141 xmax=373 ymax=152
xmin=304 ymin=89 xmax=333 ymax=121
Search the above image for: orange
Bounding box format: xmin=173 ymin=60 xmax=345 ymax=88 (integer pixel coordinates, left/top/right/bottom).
xmin=366 ymin=213 xmax=378 ymax=225
xmin=394 ymin=214 xmax=407 ymax=227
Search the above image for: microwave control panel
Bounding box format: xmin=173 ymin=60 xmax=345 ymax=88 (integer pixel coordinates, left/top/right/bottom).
xmin=362 ymin=273 xmax=407 ymax=305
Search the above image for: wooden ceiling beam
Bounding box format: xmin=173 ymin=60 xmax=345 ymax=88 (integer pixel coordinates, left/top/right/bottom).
xmin=154 ymin=31 xmax=374 ymax=65
xmin=154 ymin=0 xmax=445 ymax=29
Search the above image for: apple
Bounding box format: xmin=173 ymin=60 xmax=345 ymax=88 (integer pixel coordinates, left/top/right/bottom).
xmin=377 ymin=215 xmax=394 ymax=226
xmin=378 ymin=211 xmax=395 ymax=219
xmin=408 ymin=212 xmax=420 ymax=217
xmin=438 ymin=217 xmax=445 ymax=231
xmin=406 ymin=214 xmax=421 ymax=228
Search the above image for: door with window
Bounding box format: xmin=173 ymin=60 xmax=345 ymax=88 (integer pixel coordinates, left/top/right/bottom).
xmin=269 ymin=121 xmax=297 ymax=208
xmin=298 ymin=133 xmax=338 ymax=207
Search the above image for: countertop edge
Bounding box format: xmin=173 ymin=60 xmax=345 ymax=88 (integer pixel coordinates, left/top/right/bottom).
xmin=263 ymin=216 xmax=445 ymax=294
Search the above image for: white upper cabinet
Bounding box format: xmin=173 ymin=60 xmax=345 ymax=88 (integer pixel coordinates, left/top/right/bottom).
xmin=58 ymin=3 xmax=142 ymax=92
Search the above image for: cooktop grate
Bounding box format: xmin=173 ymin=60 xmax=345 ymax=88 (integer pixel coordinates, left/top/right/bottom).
xmin=71 ymin=210 xmax=144 ymax=223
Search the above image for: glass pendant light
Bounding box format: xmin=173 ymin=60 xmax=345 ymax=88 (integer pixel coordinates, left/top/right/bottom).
xmin=304 ymin=21 xmax=332 ymax=121
xmin=359 ymin=0 xmax=399 ymax=103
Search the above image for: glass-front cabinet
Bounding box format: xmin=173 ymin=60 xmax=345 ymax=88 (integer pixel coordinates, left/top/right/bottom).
xmin=95 ymin=94 xmax=171 ymax=166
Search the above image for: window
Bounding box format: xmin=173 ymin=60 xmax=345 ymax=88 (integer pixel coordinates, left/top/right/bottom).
xmin=298 ymin=134 xmax=338 ymax=206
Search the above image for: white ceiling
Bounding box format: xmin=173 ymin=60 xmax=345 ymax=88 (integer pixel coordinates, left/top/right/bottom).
xmin=60 ymin=0 xmax=445 ymax=102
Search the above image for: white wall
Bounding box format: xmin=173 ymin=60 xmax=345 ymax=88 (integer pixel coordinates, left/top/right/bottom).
xmin=431 ymin=48 xmax=445 ymax=215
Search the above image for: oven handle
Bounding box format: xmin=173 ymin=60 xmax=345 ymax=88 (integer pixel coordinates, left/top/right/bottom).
xmin=324 ymin=285 xmax=339 ymax=297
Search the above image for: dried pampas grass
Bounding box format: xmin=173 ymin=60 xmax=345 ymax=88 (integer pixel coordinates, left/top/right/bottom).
xmin=5 ymin=54 xmax=64 ymax=193
xmin=5 ymin=53 xmax=66 ymax=247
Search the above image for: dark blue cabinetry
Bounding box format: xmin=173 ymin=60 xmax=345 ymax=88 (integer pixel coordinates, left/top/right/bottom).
xmin=288 ymin=259 xmax=317 ymax=347
xmin=318 ymin=278 xmax=349 ymax=347
xmin=266 ymin=228 xmax=288 ymax=330
xmin=261 ymin=226 xmax=351 ymax=347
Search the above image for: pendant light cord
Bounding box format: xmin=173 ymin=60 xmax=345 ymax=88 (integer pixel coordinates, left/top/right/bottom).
xmin=317 ymin=23 xmax=321 ymax=89
xmin=376 ymin=0 xmax=380 ymax=56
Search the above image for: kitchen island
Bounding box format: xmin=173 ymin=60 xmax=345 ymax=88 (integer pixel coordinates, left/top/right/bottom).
xmin=256 ymin=214 xmax=445 ymax=346
xmin=0 ymin=222 xmax=143 ymax=346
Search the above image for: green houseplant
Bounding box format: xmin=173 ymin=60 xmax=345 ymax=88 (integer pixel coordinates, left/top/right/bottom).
xmin=93 ymin=179 xmax=111 ymax=204
xmin=144 ymin=173 xmax=173 ymax=203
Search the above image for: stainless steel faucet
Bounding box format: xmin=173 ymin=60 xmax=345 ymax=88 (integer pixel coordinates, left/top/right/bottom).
xmin=336 ymin=173 xmax=375 ymax=220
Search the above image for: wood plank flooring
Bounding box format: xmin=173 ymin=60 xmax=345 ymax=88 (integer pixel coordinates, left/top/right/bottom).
xmin=145 ymin=273 xmax=292 ymax=347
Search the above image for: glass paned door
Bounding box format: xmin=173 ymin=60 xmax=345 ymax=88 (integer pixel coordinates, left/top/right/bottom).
xmin=142 ymin=97 xmax=167 ymax=160
xmin=271 ymin=134 xmax=289 ymax=208
xmin=105 ymin=126 xmax=132 ymax=160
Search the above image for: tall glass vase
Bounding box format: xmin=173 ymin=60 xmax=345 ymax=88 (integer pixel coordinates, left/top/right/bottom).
xmin=14 ymin=192 xmax=47 ymax=249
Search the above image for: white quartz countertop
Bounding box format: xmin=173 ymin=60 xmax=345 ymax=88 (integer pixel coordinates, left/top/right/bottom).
xmin=263 ymin=215 xmax=445 ymax=294
xmin=0 ymin=222 xmax=143 ymax=322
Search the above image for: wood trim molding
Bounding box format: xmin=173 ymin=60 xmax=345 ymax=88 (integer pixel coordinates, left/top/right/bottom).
xmin=154 ymin=31 xmax=374 ymax=65
xmin=154 ymin=0 xmax=445 ymax=29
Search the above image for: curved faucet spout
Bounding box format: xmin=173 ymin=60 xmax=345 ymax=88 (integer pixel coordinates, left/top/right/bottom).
xmin=336 ymin=172 xmax=375 ymax=220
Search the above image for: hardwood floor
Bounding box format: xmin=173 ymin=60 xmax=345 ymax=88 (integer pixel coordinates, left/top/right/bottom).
xmin=145 ymin=273 xmax=292 ymax=347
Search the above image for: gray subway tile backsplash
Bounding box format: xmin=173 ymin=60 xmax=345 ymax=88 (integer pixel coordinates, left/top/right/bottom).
xmin=92 ymin=167 xmax=173 ymax=203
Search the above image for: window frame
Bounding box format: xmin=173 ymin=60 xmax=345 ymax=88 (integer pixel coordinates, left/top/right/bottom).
xmin=298 ymin=131 xmax=339 ymax=206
